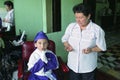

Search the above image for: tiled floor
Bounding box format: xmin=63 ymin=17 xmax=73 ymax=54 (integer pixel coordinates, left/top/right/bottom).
xmin=97 ymin=44 xmax=120 ymax=79
xmin=97 ymin=25 xmax=120 ymax=80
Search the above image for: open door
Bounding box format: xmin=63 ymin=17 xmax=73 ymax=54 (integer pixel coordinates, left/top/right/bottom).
xmin=83 ymin=0 xmax=96 ymax=22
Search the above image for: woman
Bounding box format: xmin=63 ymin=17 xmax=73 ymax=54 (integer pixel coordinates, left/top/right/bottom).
xmin=2 ymin=1 xmax=14 ymax=31
xmin=62 ymin=3 xmax=106 ymax=80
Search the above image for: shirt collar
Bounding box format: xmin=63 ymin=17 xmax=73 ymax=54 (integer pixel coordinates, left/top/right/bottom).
xmin=86 ymin=20 xmax=92 ymax=30
xmin=76 ymin=20 xmax=92 ymax=30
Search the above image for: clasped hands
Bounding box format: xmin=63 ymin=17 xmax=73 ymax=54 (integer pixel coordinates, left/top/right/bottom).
xmin=40 ymin=51 xmax=48 ymax=63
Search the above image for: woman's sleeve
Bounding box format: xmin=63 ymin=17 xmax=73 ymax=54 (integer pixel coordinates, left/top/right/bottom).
xmin=9 ymin=11 xmax=14 ymax=24
xmin=96 ymin=29 xmax=106 ymax=51
xmin=61 ymin=24 xmax=72 ymax=43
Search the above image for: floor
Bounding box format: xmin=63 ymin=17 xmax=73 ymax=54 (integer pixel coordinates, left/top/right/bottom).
xmin=97 ymin=44 xmax=120 ymax=79
xmin=97 ymin=24 xmax=120 ymax=80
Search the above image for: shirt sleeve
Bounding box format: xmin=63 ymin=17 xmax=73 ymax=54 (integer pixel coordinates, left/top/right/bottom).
xmin=44 ymin=52 xmax=59 ymax=72
xmin=9 ymin=11 xmax=14 ymax=24
xmin=29 ymin=59 xmax=45 ymax=73
xmin=27 ymin=51 xmax=46 ymax=73
xmin=27 ymin=51 xmax=42 ymax=71
xmin=96 ymin=28 xmax=106 ymax=51
xmin=61 ymin=23 xmax=73 ymax=43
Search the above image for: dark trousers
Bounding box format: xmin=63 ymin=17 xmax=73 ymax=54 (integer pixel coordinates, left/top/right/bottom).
xmin=69 ymin=69 xmax=96 ymax=80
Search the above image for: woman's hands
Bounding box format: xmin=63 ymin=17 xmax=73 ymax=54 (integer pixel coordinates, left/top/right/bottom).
xmin=63 ymin=42 xmax=73 ymax=52
xmin=82 ymin=48 xmax=92 ymax=54
xmin=82 ymin=46 xmax=102 ymax=54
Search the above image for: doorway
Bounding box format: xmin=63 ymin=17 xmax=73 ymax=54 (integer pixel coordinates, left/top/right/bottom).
xmin=83 ymin=0 xmax=96 ymax=22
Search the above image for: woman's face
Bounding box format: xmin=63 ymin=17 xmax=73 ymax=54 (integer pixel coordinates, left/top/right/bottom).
xmin=5 ymin=5 xmax=11 ymax=11
xmin=35 ymin=39 xmax=48 ymax=51
xmin=75 ymin=13 xmax=90 ymax=27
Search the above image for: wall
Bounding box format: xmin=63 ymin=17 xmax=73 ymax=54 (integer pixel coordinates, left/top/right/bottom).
xmin=14 ymin=0 xmax=43 ymax=40
xmin=14 ymin=0 xmax=82 ymax=61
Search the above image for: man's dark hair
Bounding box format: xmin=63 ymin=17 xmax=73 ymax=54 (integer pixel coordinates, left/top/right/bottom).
xmin=4 ymin=1 xmax=13 ymax=9
xmin=73 ymin=3 xmax=92 ymax=17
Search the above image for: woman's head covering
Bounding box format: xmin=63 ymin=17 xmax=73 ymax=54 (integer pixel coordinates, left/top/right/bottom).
xmin=34 ymin=31 xmax=48 ymax=42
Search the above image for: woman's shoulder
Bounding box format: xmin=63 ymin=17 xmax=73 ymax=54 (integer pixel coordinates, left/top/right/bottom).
xmin=90 ymin=22 xmax=105 ymax=34
xmin=90 ymin=21 xmax=103 ymax=30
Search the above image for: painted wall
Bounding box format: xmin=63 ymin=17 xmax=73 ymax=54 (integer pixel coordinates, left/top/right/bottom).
xmin=14 ymin=0 xmax=82 ymax=62
xmin=14 ymin=0 xmax=43 ymax=40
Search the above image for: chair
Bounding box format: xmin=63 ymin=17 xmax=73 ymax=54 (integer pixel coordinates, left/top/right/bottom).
xmin=18 ymin=40 xmax=69 ymax=80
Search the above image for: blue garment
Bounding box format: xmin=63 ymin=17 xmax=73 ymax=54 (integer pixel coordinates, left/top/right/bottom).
xmin=28 ymin=51 xmax=58 ymax=80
